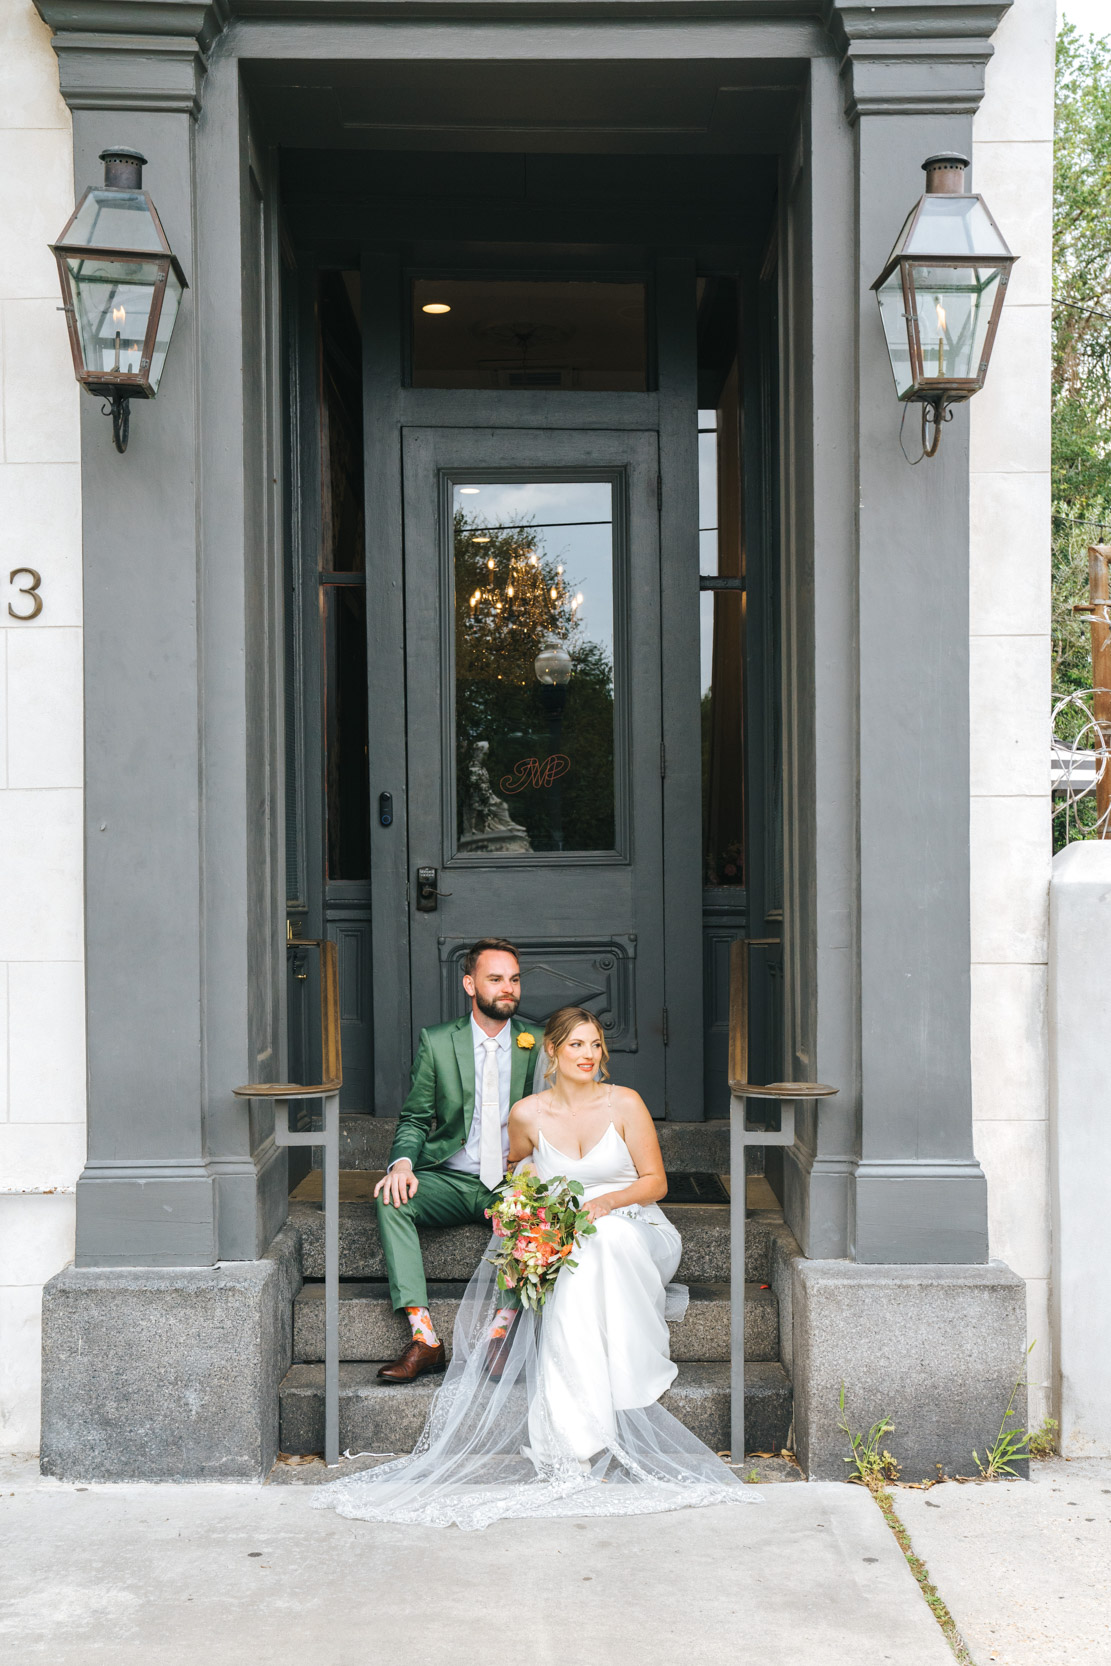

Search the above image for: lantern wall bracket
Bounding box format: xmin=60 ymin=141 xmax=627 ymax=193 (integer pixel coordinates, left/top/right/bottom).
xmin=921 ymin=397 xmax=954 ymax=460
xmin=102 ymin=390 xmax=130 ymax=454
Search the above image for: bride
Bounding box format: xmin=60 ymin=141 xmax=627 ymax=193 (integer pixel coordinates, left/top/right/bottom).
xmin=315 ymin=1006 xmax=755 ymax=1531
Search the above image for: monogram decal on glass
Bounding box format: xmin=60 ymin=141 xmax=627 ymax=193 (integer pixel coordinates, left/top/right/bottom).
xmin=500 ymin=754 xmax=572 ymax=794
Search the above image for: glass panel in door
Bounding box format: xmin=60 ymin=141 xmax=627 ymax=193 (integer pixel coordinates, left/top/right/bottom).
xmin=452 ymin=479 xmax=616 ymax=856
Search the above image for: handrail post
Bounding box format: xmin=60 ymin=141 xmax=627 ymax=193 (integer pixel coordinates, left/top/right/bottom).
xmin=233 ymin=936 xmax=344 ymax=1469
xmin=323 ymin=1086 xmax=340 ymax=1465
xmin=727 ymin=937 xmax=835 ymax=1467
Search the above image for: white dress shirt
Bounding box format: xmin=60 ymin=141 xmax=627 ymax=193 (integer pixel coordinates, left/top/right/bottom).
xmin=442 ymin=1015 xmax=512 ymax=1176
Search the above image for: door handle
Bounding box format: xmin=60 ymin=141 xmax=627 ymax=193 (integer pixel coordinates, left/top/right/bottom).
xmin=415 ymin=866 xmax=453 ymax=912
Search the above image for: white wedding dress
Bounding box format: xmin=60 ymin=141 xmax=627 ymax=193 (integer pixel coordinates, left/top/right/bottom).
xmin=314 ymin=1118 xmax=756 ymax=1531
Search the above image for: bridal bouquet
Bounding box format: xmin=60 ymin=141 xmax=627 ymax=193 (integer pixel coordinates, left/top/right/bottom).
xmin=484 ymin=1172 xmax=597 ymax=1311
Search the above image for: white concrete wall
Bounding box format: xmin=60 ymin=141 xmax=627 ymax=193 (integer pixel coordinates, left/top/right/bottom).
xmin=0 ymin=3 xmax=84 ymax=1455
xmin=1048 ymin=841 xmax=1111 ymax=1455
xmin=969 ymin=0 xmax=1056 ymax=1427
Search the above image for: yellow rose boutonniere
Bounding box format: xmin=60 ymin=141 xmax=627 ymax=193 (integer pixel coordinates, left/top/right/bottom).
xmin=516 ymin=1032 xmax=536 ymax=1051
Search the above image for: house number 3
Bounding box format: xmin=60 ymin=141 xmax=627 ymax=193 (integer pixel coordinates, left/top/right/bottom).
xmin=8 ymin=568 xmax=43 ymax=620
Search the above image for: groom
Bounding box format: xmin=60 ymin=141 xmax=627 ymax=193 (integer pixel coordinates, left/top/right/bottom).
xmin=373 ymin=937 xmax=545 ymax=1382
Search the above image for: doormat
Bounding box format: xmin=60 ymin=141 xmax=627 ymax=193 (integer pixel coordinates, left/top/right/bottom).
xmin=665 ymin=1172 xmax=730 ymax=1205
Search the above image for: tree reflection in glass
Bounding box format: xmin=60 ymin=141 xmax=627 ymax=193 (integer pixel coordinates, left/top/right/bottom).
xmin=453 ymin=480 xmax=616 ymax=855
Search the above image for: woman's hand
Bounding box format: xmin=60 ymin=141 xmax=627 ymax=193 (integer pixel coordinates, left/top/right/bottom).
xmin=585 ymin=1193 xmax=619 ymax=1223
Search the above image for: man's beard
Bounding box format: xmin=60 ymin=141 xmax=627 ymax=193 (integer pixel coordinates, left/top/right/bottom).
xmin=475 ymin=989 xmax=519 ymax=1021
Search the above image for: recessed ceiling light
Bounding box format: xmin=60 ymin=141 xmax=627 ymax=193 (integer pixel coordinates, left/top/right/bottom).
xmin=422 ymin=302 xmax=451 ymax=315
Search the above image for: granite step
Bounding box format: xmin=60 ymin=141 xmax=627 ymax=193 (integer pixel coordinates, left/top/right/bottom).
xmin=291 ymin=1199 xmax=771 ymax=1284
xmin=293 ymin=1279 xmax=779 ymax=1365
xmin=279 ymin=1359 xmax=791 ymax=1458
xmin=321 ymin=1115 xmax=730 ymax=1175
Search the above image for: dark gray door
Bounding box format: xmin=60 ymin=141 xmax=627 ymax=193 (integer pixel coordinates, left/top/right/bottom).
xmin=401 ymin=425 xmax=667 ymax=1104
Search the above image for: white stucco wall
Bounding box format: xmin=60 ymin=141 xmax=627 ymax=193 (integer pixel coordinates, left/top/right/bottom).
xmin=969 ymin=0 xmax=1056 ymax=1427
xmin=0 ymin=2 xmax=84 ymax=1455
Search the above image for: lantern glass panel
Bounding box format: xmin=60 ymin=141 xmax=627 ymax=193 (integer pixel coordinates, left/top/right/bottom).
xmin=877 ymin=269 xmax=915 ymax=397
xmin=66 ymin=189 xmax=165 ymax=253
xmin=148 ymin=265 xmax=183 ymax=393
xmin=900 ymin=196 xmax=1010 ymax=260
xmin=65 ymin=255 xmax=161 ymax=380
xmin=908 ymin=264 xmax=1002 ymax=384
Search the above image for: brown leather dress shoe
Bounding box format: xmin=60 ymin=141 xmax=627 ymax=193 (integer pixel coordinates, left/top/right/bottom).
xmin=377 ymin=1338 xmax=446 ymax=1382
xmin=485 ymin=1330 xmax=515 ymax=1381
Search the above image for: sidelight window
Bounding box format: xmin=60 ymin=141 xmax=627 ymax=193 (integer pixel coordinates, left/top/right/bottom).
xmin=699 ymin=377 xmax=745 ymax=889
xmin=318 ymin=271 xmax=370 ymax=881
xmin=452 ymin=478 xmax=617 ymax=856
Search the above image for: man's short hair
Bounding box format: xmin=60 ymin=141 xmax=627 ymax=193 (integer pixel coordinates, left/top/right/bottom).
xmin=463 ymin=937 xmax=520 ymax=979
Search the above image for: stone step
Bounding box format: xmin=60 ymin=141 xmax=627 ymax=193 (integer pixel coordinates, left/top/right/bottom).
xmin=291 ymin=1199 xmax=772 ymax=1284
xmin=323 ymin=1115 xmax=730 ymax=1175
xmin=279 ymin=1359 xmax=791 ymax=1458
xmin=293 ymin=1279 xmax=779 ymax=1365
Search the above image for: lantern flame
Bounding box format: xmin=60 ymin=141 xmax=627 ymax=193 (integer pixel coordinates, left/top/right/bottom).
xmin=112 ymin=306 xmax=126 ymax=325
xmin=935 ymin=301 xmax=947 ymax=335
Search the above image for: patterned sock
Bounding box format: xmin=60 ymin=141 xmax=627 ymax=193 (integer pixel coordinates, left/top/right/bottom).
xmin=489 ymin=1307 xmax=517 ymax=1341
xmin=405 ymin=1305 xmax=439 ymax=1346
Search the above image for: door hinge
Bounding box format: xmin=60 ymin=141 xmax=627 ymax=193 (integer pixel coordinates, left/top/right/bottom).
xmin=660 ymin=742 xmax=667 ymax=778
xmin=656 ymin=475 xmax=663 ymax=511
xmin=662 ymin=1006 xmax=669 ymax=1045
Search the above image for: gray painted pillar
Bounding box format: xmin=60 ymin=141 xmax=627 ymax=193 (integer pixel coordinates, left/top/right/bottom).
xmin=828 ymin=1 xmax=1008 ymax=1262
xmin=38 ymin=1 xmax=282 ymax=1267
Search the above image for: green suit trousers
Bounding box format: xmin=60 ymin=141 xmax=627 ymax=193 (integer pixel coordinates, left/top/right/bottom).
xmin=376 ymin=1167 xmax=499 ymax=1311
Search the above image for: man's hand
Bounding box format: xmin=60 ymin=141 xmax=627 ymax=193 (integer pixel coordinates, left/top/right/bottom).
xmin=375 ymin=1162 xmax=419 ymax=1207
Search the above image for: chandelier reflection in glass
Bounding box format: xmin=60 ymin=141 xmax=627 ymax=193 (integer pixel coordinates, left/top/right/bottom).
xmin=453 ymin=486 xmax=616 ymax=856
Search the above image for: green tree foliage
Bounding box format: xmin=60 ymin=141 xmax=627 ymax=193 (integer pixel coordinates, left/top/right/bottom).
xmin=1053 ymin=21 xmax=1111 ymax=706
xmin=454 ymin=511 xmax=616 ymax=852
xmin=1051 ymin=24 xmax=1111 ymax=846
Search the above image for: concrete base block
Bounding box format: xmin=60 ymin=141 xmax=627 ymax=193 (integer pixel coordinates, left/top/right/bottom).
xmin=39 ymin=1223 xmax=301 ymax=1482
xmin=793 ymin=1260 xmax=1028 ymax=1481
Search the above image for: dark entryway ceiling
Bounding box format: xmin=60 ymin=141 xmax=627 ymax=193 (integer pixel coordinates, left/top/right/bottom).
xmin=243 ymin=56 xmax=806 ymax=154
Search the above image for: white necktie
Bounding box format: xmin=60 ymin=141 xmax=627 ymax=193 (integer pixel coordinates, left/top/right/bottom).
xmin=479 ymin=1038 xmax=504 ymax=1190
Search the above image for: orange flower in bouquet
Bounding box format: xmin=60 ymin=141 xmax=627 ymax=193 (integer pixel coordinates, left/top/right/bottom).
xmin=484 ymin=1171 xmax=596 ymax=1310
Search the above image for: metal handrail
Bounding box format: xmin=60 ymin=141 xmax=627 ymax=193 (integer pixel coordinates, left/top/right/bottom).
xmin=727 ymin=937 xmax=837 ymax=1465
xmin=234 ymin=937 xmax=343 ymax=1466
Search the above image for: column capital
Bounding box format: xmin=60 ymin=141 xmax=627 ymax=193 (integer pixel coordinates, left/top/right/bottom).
xmin=35 ymin=1 xmax=229 ymax=116
xmin=825 ymin=0 xmax=1011 ymax=121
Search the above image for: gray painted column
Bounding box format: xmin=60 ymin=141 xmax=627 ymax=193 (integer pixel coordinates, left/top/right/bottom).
xmin=780 ymin=57 xmax=862 ymax=1261
xmin=828 ymin=0 xmax=1010 ymax=1262
xmin=37 ymin=1 xmax=282 ymax=1267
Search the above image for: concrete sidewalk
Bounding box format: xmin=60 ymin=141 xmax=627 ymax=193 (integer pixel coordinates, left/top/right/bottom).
xmin=0 ymin=1455 xmax=952 ymax=1666
xmin=895 ymin=1457 xmax=1111 ymax=1666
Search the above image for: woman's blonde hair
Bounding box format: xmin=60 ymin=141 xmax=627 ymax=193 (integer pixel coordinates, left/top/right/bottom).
xmin=542 ymin=1005 xmax=610 ymax=1085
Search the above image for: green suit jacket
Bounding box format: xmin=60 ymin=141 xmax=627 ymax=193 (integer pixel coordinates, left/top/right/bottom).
xmin=388 ymin=1013 xmax=546 ymax=1172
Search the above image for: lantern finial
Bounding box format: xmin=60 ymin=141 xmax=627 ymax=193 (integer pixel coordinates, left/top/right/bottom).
xmin=98 ymin=147 xmax=148 ymax=191
xmin=921 ymin=154 xmax=970 ymax=196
